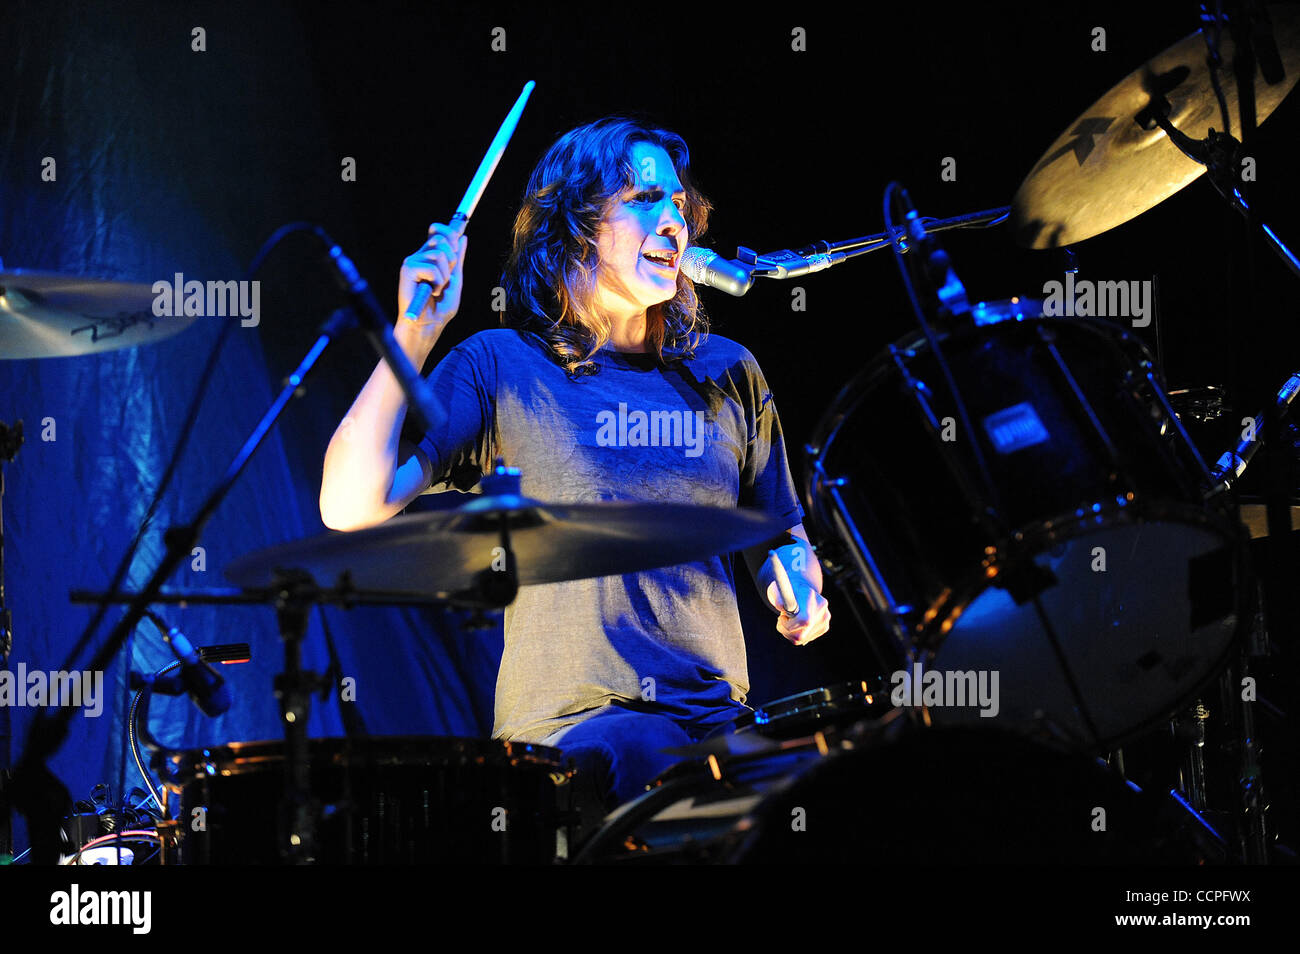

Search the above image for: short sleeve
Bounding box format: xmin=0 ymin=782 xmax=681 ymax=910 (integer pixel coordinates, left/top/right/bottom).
xmin=736 ymin=354 xmax=805 ymax=530
xmin=414 ymin=333 xmax=498 ymax=493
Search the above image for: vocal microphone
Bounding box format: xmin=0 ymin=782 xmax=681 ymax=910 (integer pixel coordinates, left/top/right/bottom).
xmin=680 ymin=245 xmax=847 ymax=297
xmin=679 ymin=247 xmax=755 ymax=296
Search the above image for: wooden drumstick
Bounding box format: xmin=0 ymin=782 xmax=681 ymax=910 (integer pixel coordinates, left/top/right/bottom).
xmin=767 ymin=550 xmax=800 ymax=614
xmin=403 ymin=80 xmax=536 ymax=321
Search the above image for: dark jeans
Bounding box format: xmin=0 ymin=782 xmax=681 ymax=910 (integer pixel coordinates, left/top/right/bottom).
xmin=541 ymin=704 xmax=747 ymax=839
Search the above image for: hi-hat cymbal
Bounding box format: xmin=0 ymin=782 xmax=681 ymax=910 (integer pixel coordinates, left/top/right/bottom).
xmin=224 ymin=495 xmax=791 ymax=601
xmin=0 ymin=269 xmax=195 ymax=358
xmin=1013 ymin=5 xmax=1300 ymax=249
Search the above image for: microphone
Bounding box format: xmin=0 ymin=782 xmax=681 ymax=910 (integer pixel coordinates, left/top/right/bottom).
xmin=681 ymin=245 xmax=847 ymax=297
xmin=680 ymin=247 xmax=755 ymax=296
xmin=898 ymin=188 xmax=971 ymax=319
xmin=1212 ymin=372 xmax=1300 ymax=489
xmin=155 ymin=625 xmax=234 ymax=718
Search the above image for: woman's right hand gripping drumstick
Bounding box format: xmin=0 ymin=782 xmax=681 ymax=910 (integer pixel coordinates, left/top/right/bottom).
xmin=320 ymin=221 xmax=468 ymax=533
xmin=398 ymin=220 xmax=468 ymax=337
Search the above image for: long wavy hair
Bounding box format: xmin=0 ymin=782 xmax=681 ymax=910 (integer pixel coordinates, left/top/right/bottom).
xmin=501 ymin=117 xmax=713 ymax=375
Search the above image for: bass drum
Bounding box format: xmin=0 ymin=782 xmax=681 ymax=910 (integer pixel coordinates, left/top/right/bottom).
xmin=575 ymin=720 xmax=1200 ymax=864
xmin=806 ymin=305 xmax=1250 ymax=747
xmin=163 ymin=736 xmax=570 ymax=864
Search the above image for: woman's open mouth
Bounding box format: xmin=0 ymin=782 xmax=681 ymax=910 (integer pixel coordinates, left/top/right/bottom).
xmin=642 ymin=248 xmax=679 ymax=272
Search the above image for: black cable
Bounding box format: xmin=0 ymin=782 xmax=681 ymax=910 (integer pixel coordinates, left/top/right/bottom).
xmin=114 ymin=626 xmax=132 ymax=867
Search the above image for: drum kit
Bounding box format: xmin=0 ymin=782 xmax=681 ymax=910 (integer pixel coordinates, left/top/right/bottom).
xmin=4 ymin=3 xmax=1300 ymax=864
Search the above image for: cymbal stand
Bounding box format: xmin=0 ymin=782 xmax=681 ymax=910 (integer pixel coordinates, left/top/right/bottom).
xmin=0 ymin=420 xmax=21 ymax=861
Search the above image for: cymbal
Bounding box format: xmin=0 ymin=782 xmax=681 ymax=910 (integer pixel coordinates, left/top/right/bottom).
xmin=1013 ymin=5 xmax=1300 ymax=248
xmin=0 ymin=269 xmax=195 ymax=358
xmin=224 ymin=495 xmax=791 ymax=601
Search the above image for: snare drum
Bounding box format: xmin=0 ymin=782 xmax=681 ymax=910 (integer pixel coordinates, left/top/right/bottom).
xmin=734 ymin=680 xmax=889 ymax=739
xmin=163 ymin=736 xmax=569 ymax=864
xmin=806 ymin=304 xmax=1249 ymax=746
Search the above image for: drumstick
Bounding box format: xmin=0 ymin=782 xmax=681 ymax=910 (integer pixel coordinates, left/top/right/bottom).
xmin=403 ymin=80 xmax=536 ymax=322
xmin=767 ymin=550 xmax=800 ymax=614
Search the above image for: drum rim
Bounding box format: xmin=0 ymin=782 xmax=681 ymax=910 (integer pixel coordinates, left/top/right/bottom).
xmin=738 ymin=678 xmax=888 ymax=730
xmin=163 ymin=734 xmax=565 ymax=785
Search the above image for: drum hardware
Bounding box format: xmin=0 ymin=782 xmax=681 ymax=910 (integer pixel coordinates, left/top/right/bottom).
xmin=1208 ymin=372 xmax=1300 ymax=495
xmin=127 ymin=633 xmax=251 ymax=826
xmin=0 ymin=419 xmax=21 ymax=860
xmin=59 ymin=782 xmax=165 ymax=865
xmin=1216 ymin=651 xmax=1271 ymax=863
xmin=1170 ymin=385 xmax=1230 ymax=424
xmin=1109 ymin=647 xmax=1273 ymax=864
xmin=734 ymin=680 xmax=891 ymax=738
xmin=886 ymin=342 xmax=1006 ymax=541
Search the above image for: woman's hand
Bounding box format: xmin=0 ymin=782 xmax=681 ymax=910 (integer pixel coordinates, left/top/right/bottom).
xmin=767 ymin=579 xmax=832 ymax=646
xmin=398 ymin=221 xmax=468 ymax=333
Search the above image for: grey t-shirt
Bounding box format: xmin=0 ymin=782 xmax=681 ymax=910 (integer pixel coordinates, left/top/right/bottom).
xmin=415 ymin=328 xmax=803 ymax=743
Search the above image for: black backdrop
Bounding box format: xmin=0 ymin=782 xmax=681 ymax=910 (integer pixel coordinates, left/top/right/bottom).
xmin=2 ymin=0 xmax=1299 ymax=862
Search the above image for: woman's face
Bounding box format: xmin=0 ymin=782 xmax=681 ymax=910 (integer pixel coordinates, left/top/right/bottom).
xmin=592 ymin=141 xmax=689 ymax=319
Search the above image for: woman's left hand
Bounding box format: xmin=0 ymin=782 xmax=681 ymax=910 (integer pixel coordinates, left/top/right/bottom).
xmin=766 ymin=580 xmax=831 ymax=646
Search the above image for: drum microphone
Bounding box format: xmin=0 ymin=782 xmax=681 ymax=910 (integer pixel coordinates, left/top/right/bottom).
xmin=140 ymin=618 xmax=237 ymax=717
xmin=1211 ymin=372 xmax=1300 ymax=489
xmin=897 ymin=187 xmax=971 ymax=318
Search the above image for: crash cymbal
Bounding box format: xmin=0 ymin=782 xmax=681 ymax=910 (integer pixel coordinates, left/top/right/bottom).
xmin=224 ymin=493 xmax=791 ymax=601
xmin=1013 ymin=5 xmax=1300 ymax=248
xmin=0 ymin=269 xmax=195 ymax=358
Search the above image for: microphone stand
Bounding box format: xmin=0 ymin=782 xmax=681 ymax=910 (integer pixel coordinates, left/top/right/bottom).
xmin=792 ymin=205 xmax=1012 ymax=260
xmin=0 ymin=420 xmax=22 ymax=861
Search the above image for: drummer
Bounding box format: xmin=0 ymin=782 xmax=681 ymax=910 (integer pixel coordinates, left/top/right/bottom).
xmin=318 ymin=116 xmax=830 ymax=822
